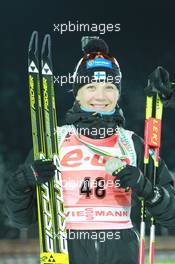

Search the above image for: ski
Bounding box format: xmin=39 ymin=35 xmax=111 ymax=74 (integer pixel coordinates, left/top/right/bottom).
xmin=28 ymin=31 xmax=69 ymax=264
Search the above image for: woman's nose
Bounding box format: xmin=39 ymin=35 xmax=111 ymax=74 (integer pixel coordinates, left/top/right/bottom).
xmin=94 ymin=89 xmax=106 ymax=100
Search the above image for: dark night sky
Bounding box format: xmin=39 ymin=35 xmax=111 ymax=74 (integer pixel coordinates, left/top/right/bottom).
xmin=1 ymin=1 xmax=175 ymax=170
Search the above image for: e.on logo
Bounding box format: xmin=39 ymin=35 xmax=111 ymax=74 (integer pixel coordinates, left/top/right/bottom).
xmin=61 ymin=148 xmax=106 ymax=169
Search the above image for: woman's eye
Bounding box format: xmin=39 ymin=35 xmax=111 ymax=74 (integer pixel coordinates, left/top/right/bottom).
xmin=106 ymin=86 xmax=114 ymax=90
xmin=87 ymin=86 xmax=95 ymax=90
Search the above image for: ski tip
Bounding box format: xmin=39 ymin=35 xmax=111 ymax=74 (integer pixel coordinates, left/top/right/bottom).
xmin=41 ymin=34 xmax=52 ymax=67
xmin=41 ymin=34 xmax=51 ymax=56
xmin=28 ymin=31 xmax=38 ymax=54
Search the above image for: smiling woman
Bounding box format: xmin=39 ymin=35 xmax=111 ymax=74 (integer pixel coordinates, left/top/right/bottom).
xmin=5 ymin=36 xmax=175 ymax=264
xmin=76 ymin=82 xmax=120 ymax=112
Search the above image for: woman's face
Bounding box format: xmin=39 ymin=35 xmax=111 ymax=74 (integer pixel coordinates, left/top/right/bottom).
xmin=76 ymin=82 xmax=119 ymax=112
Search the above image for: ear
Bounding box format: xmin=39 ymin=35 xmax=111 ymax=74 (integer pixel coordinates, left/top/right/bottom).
xmin=76 ymin=89 xmax=81 ymax=102
xmin=76 ymin=94 xmax=80 ymax=101
xmin=116 ymin=88 xmax=120 ymax=100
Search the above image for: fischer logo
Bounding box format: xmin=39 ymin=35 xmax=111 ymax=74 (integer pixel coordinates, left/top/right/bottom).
xmin=29 ymin=75 xmax=35 ymax=110
xmin=42 ymin=181 xmax=54 ymax=252
xmin=40 ymin=153 xmax=54 ymax=253
xmin=53 ymin=154 xmax=68 ymax=253
xmin=43 ymin=78 xmax=49 ymax=111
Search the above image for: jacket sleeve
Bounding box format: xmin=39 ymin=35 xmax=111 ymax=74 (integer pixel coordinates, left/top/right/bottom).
xmin=5 ymin=150 xmax=37 ymax=228
xmin=132 ymin=133 xmax=175 ymax=228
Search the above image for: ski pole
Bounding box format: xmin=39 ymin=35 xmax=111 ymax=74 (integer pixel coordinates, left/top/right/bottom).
xmin=141 ymin=93 xmax=163 ymax=264
xmin=139 ymin=95 xmax=153 ymax=264
xmin=148 ymin=94 xmax=163 ymax=264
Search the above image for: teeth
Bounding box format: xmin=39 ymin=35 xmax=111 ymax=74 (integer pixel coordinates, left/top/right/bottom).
xmin=91 ymin=104 xmax=107 ymax=108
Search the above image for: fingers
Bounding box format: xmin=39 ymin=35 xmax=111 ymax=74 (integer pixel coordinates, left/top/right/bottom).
xmin=31 ymin=159 xmax=58 ymax=184
xmin=34 ymin=160 xmax=56 ymax=171
xmin=34 ymin=160 xmax=56 ymax=173
xmin=145 ymin=66 xmax=172 ymax=99
xmin=115 ymin=165 xmax=141 ymax=189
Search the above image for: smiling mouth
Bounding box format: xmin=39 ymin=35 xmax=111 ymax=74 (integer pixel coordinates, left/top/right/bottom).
xmin=90 ymin=104 xmax=108 ymax=109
